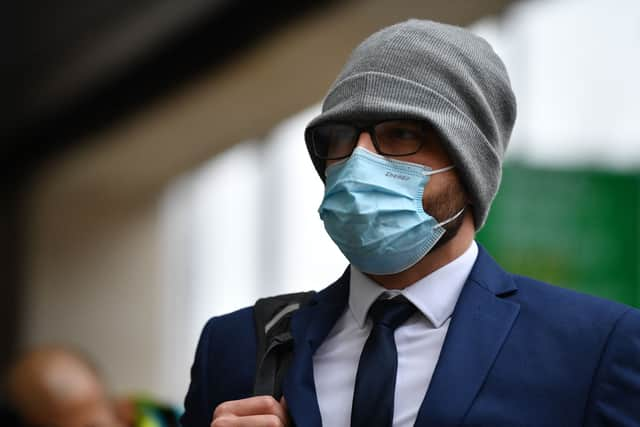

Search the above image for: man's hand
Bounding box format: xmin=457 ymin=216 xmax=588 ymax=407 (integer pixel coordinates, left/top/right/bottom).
xmin=211 ymin=395 xmax=290 ymax=427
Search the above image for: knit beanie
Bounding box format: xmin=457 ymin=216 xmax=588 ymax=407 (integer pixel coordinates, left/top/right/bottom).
xmin=305 ymin=19 xmax=517 ymax=229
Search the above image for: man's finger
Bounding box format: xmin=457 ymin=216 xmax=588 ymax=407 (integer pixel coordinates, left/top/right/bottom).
xmin=211 ymin=414 xmax=284 ymax=427
xmin=212 ymin=414 xmax=284 ymax=427
xmin=279 ymin=397 xmax=290 ymax=427
xmin=213 ymin=396 xmax=287 ymax=424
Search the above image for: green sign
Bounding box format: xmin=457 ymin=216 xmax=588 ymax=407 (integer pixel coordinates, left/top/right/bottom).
xmin=478 ymin=164 xmax=639 ymax=308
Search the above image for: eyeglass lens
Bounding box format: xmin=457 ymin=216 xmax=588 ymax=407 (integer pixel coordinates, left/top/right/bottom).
xmin=311 ymin=120 xmax=426 ymax=160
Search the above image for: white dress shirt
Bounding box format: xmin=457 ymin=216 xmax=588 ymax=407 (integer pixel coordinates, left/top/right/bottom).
xmin=313 ymin=241 xmax=478 ymax=427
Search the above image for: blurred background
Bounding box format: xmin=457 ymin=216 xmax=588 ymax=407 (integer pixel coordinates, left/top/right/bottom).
xmin=2 ymin=0 xmax=638 ymax=411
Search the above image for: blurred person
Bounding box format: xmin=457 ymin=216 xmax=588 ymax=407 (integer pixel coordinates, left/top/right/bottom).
xmin=182 ymin=19 xmax=640 ymax=427
xmin=5 ymin=346 xmax=180 ymax=427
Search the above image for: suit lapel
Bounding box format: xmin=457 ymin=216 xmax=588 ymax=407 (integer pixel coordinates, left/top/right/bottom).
xmin=282 ymin=269 xmax=349 ymax=427
xmin=415 ymin=246 xmax=520 ymax=427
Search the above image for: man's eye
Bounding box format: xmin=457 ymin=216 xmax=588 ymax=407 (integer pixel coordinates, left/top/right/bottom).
xmin=391 ymin=128 xmax=419 ymax=139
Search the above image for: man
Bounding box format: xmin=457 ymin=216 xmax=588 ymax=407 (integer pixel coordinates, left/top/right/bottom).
xmin=5 ymin=346 xmax=180 ymax=427
xmin=182 ymin=19 xmax=640 ymax=427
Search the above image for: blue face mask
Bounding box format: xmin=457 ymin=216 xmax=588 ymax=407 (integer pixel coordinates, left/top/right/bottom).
xmin=318 ymin=147 xmax=463 ymax=275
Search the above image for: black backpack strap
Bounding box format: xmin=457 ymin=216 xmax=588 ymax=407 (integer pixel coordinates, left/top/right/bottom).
xmin=253 ymin=291 xmax=316 ymax=398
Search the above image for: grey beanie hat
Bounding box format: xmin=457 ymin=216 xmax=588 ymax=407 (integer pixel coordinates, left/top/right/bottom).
xmin=305 ymin=19 xmax=517 ymax=229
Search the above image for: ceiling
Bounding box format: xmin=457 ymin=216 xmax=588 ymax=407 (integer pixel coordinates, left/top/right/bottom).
xmin=4 ymin=0 xmax=333 ymax=185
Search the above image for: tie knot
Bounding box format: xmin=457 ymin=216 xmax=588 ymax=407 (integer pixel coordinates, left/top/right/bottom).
xmin=368 ymin=295 xmax=416 ymax=330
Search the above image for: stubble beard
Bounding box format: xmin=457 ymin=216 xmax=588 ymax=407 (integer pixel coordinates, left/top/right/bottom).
xmin=423 ymin=177 xmax=468 ymax=252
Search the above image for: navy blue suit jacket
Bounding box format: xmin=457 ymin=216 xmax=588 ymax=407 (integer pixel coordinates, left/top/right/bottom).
xmin=181 ymin=247 xmax=640 ymax=426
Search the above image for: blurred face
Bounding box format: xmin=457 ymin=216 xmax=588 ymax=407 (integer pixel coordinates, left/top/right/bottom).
xmin=42 ymin=396 xmax=125 ymax=427
xmin=324 ymin=122 xmax=468 ymax=240
xmin=11 ymin=357 xmax=127 ymax=427
xmin=23 ymin=392 xmax=125 ymax=427
xmin=47 ymin=385 xmax=125 ymax=427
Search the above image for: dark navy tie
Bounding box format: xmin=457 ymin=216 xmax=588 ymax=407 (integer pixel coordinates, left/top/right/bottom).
xmin=351 ymin=295 xmax=417 ymax=427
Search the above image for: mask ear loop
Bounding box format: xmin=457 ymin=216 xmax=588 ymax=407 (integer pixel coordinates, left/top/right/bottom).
xmin=423 ymin=165 xmax=454 ymax=176
xmin=436 ymin=207 xmax=465 ymax=227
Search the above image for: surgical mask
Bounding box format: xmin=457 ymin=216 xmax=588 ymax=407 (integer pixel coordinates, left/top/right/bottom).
xmin=318 ymin=147 xmax=463 ymax=275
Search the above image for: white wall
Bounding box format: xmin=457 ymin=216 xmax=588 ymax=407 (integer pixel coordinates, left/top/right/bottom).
xmin=472 ymin=0 xmax=640 ymax=169
xmin=164 ymin=107 xmax=347 ymax=347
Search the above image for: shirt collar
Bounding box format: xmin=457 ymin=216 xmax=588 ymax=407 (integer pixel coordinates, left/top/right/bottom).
xmin=348 ymin=240 xmax=478 ymax=328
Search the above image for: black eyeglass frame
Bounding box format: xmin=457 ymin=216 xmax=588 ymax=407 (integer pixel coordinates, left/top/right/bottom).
xmin=305 ymin=120 xmax=431 ymax=161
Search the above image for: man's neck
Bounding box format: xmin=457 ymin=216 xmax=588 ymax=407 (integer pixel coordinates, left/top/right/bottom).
xmin=366 ymin=213 xmax=476 ymax=290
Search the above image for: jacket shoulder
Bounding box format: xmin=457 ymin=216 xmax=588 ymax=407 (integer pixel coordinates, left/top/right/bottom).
xmin=181 ymin=306 xmax=256 ymax=427
xmin=204 ymin=305 xmax=255 ymax=333
xmin=201 ymin=306 xmax=258 ymax=375
xmin=503 ymin=273 xmax=638 ymax=374
xmin=510 ymin=273 xmax=634 ymax=323
xmin=483 ymin=272 xmax=640 ymax=422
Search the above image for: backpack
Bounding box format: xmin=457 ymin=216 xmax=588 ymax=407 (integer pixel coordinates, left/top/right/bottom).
xmin=252 ymin=291 xmax=316 ymax=398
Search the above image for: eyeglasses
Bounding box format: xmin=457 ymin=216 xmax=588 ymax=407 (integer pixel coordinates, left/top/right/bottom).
xmin=306 ymin=120 xmax=430 ymax=160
